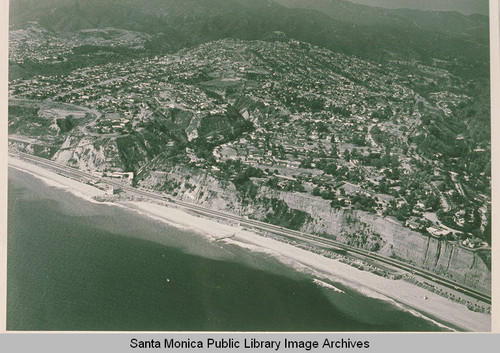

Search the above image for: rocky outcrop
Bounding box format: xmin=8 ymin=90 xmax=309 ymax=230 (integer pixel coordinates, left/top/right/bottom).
xmin=52 ymin=136 xmax=124 ymax=172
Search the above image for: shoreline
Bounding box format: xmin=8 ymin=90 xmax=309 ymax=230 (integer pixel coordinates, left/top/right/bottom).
xmin=7 ymin=156 xmax=491 ymax=332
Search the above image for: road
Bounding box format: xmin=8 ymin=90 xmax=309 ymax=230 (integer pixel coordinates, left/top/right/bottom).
xmin=9 ymin=150 xmax=491 ymax=305
xmin=9 ymin=97 xmax=101 ymax=120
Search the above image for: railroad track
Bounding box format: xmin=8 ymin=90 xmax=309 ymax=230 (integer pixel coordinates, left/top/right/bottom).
xmin=9 ymin=150 xmax=491 ymax=304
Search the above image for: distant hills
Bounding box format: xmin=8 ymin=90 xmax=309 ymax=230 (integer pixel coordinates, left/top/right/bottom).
xmin=275 ymin=0 xmax=489 ymax=39
xmin=345 ymin=0 xmax=489 ymax=16
xmin=9 ymin=0 xmax=489 ymax=78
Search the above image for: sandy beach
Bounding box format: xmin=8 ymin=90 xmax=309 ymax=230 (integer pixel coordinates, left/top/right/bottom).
xmin=8 ymin=156 xmax=491 ymax=332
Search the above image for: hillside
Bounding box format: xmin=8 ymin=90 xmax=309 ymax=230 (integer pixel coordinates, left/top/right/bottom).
xmin=275 ymin=0 xmax=488 ymax=39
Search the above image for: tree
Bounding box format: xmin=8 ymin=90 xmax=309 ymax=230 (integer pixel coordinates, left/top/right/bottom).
xmin=300 ymin=156 xmax=313 ymax=168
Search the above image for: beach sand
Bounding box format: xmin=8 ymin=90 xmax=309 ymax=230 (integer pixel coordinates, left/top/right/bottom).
xmin=8 ymin=156 xmax=491 ymax=332
xmin=9 ymin=157 xmax=104 ymax=201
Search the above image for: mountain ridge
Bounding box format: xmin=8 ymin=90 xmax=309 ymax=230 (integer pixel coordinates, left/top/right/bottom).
xmin=9 ymin=0 xmax=489 ymax=77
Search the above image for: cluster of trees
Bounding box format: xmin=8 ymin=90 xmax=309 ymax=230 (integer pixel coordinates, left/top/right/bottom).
xmin=266 ymin=177 xmax=305 ymax=192
xmin=263 ymin=197 xmax=312 ymax=231
xmin=197 ymin=108 xmax=254 ymax=143
xmin=330 ymin=198 xmax=347 ymax=209
xmin=330 ymin=105 xmax=351 ymax=118
xmin=369 ymin=126 xmax=392 ymax=148
xmin=193 ymin=107 xmax=254 ymax=158
xmin=299 ymin=156 xmax=314 ymax=169
xmin=351 ymin=192 xmax=377 ymax=213
xmin=371 ymin=105 xmax=393 ymax=121
xmin=388 ymin=201 xmax=411 ymax=222
xmin=8 ymin=105 xmax=41 ymax=134
xmin=216 ymin=162 xmax=263 ymax=202
xmin=289 ymin=95 xmax=326 ymax=113
xmin=312 ymin=187 xmax=335 ymax=201
xmin=413 ymin=112 xmax=474 ymax=166
xmin=437 ymin=206 xmax=483 ymax=238
xmin=360 ymin=151 xmax=401 ymax=172
xmin=232 ymin=165 xmax=264 ymax=185
xmin=55 ymin=115 xmax=75 ymax=133
xmin=8 ymin=105 xmax=58 ymax=136
xmin=211 ymin=160 xmax=263 ymax=184
xmin=312 ymin=186 xmax=377 ymax=214
xmin=315 ymin=159 xmax=348 ymax=177
xmin=350 ymin=132 xmax=367 ymax=147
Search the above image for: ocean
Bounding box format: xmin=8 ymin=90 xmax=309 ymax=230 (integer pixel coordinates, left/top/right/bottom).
xmin=7 ymin=167 xmax=449 ymax=331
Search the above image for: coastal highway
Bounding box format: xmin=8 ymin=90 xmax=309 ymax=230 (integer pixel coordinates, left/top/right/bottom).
xmin=9 ymin=150 xmax=492 ymax=305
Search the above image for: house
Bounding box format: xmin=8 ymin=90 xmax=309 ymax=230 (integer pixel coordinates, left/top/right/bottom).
xmin=107 ymin=172 xmax=134 ymax=180
xmin=405 ymin=216 xmax=425 ymax=231
xmin=426 ymin=226 xmax=449 ymax=238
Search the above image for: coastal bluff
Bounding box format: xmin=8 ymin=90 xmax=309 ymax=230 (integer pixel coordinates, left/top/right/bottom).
xmin=139 ymin=167 xmax=491 ymax=295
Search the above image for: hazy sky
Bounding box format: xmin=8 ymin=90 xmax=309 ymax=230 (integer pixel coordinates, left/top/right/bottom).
xmin=346 ymin=0 xmax=489 ymax=15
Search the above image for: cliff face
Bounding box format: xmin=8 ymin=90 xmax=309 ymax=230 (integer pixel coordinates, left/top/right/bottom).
xmin=359 ymin=213 xmax=490 ymax=294
xmin=50 ymin=125 xmax=176 ymax=173
xmin=141 ymin=168 xmax=241 ymax=212
xmin=138 ymin=166 xmax=490 ymax=294
xmin=274 ymin=188 xmax=491 ymax=294
xmin=52 ymin=136 xmax=124 ymax=171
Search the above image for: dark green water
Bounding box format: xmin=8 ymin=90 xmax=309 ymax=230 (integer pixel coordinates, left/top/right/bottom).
xmin=7 ymin=168 xmax=449 ymax=331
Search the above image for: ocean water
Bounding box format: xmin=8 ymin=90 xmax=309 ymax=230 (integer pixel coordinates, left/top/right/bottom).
xmin=7 ymin=168 xmax=450 ymax=331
